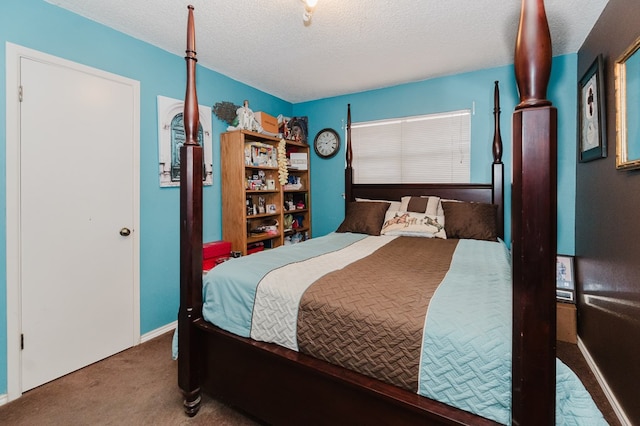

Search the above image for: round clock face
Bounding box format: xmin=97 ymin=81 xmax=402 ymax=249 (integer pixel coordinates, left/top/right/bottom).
xmin=314 ymin=128 xmax=340 ymax=158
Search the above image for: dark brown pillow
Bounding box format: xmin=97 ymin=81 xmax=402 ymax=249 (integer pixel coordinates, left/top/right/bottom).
xmin=442 ymin=201 xmax=498 ymax=241
xmin=336 ymin=201 xmax=391 ymax=236
xmin=406 ymin=196 xmax=429 ymax=213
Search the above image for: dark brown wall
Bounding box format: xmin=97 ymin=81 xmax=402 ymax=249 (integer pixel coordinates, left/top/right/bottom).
xmin=576 ymin=0 xmax=640 ymax=422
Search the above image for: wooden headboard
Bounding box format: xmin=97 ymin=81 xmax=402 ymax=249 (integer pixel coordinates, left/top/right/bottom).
xmin=344 ymin=81 xmax=505 ymax=240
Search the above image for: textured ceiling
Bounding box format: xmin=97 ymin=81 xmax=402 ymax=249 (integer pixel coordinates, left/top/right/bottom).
xmin=45 ymin=0 xmax=609 ymax=103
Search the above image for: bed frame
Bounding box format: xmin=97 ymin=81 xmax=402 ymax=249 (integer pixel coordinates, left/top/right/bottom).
xmin=177 ymin=0 xmax=557 ymax=424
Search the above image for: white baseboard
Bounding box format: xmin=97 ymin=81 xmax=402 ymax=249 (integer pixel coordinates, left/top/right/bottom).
xmin=0 ymin=393 xmax=8 ymax=407
xmin=140 ymin=320 xmax=177 ymax=344
xmin=577 ymin=337 xmax=632 ymax=426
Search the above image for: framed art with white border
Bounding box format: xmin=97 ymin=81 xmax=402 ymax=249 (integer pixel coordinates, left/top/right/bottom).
xmin=157 ymin=95 xmax=213 ymax=187
xmin=578 ymin=55 xmax=607 ymax=162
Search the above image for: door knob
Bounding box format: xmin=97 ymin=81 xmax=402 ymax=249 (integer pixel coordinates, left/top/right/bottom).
xmin=119 ymin=227 xmax=131 ymax=236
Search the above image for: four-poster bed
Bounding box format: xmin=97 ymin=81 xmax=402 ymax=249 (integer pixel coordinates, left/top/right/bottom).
xmin=177 ymin=2 xmax=605 ymax=425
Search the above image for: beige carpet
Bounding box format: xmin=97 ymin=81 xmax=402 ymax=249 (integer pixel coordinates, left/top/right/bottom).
xmin=0 ymin=332 xmax=257 ymax=426
xmin=0 ymin=331 xmax=619 ymax=425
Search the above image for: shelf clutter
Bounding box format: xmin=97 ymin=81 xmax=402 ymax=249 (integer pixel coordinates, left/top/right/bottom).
xmin=221 ymin=130 xmax=312 ymax=256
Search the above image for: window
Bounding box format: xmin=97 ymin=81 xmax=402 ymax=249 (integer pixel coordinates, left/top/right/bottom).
xmin=350 ymin=110 xmax=471 ymax=184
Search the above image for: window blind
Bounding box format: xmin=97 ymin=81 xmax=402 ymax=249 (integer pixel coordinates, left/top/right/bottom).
xmin=350 ymin=110 xmax=471 ymax=184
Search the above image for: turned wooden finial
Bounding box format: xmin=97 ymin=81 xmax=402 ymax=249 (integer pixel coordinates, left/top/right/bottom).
xmin=514 ymin=0 xmax=552 ymax=109
xmin=346 ymin=104 xmax=353 ymax=169
xmin=184 ymin=5 xmax=199 ymax=145
xmin=493 ymin=81 xmax=503 ymax=163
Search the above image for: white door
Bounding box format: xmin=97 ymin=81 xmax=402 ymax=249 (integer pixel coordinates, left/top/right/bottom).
xmin=11 ymin=50 xmax=140 ymax=391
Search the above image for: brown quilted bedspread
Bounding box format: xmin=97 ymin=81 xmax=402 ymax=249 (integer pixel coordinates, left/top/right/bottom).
xmin=297 ymin=237 xmax=459 ymax=391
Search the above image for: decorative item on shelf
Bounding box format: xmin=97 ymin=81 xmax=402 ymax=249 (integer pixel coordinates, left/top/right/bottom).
xmin=249 ymin=218 xmax=278 ymax=236
xmin=283 ymin=175 xmax=302 ymax=190
xmin=289 ymin=152 xmax=308 ymax=170
xmin=247 ymin=171 xmax=268 ymax=191
xmin=227 ymin=100 xmax=263 ymax=133
xmin=277 ymin=139 xmax=289 ymax=185
xmin=285 ymin=199 xmax=295 ymax=211
xmin=266 ymin=178 xmax=276 ymax=190
xmin=283 ymin=214 xmax=294 ymax=231
xmin=247 ymin=142 xmax=277 ymax=167
xmin=246 ymin=196 xmax=255 ymax=215
xmin=278 ymin=115 xmax=290 ymax=139
xmin=293 ymin=214 xmax=305 ymax=229
xmin=287 ymin=116 xmax=309 ymax=143
xmin=244 ymin=145 xmax=251 ymax=166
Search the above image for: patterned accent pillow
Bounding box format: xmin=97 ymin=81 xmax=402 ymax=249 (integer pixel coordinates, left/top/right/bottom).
xmin=380 ymin=210 xmax=446 ymax=239
xmin=336 ymin=201 xmax=391 ymax=236
xmin=442 ymin=201 xmax=498 ymax=241
xmin=400 ymin=196 xmax=443 ymax=217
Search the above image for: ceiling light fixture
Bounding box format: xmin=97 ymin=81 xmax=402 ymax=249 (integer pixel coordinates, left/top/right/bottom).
xmin=302 ymin=0 xmax=318 ymax=25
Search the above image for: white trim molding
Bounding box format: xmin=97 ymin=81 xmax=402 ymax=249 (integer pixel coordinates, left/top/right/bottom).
xmin=141 ymin=321 xmax=176 ymax=343
xmin=577 ymin=337 xmax=632 ymax=426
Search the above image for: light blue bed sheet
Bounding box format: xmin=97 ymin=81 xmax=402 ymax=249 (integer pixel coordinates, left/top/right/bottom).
xmin=420 ymin=239 xmax=606 ymax=425
xmin=201 ymin=232 xmax=367 ymax=337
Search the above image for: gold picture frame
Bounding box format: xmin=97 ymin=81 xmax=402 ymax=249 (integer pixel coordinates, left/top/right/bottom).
xmin=615 ymin=36 xmax=640 ymax=170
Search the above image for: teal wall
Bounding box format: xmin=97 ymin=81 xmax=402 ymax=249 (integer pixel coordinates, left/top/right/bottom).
xmin=298 ymin=54 xmax=577 ymax=256
xmin=0 ymin=0 xmax=577 ymax=397
xmin=0 ymin=0 xmax=292 ymax=395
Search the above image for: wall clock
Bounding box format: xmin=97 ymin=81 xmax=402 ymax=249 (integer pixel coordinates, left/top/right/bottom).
xmin=313 ymin=128 xmax=340 ymax=159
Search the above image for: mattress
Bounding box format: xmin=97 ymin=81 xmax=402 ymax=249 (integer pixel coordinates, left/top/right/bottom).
xmin=199 ymin=232 xmax=606 ymax=425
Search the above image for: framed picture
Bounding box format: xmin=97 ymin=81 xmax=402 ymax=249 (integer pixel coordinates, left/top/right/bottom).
xmin=157 ymin=96 xmax=213 ymax=187
xmin=578 ymin=55 xmax=607 ymax=162
xmin=556 ymin=255 xmax=575 ymax=303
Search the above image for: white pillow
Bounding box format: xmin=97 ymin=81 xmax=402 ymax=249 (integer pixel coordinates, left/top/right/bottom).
xmin=380 ymin=210 xmax=446 ymax=239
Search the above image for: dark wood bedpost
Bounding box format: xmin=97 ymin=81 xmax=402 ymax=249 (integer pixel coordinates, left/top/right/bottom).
xmin=178 ymin=4 xmax=203 ymax=417
xmin=511 ymin=0 xmax=557 ymax=424
xmin=492 ymin=81 xmax=504 ymax=240
xmin=344 ymin=103 xmax=353 ymax=210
